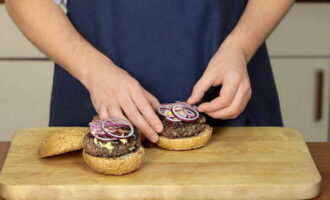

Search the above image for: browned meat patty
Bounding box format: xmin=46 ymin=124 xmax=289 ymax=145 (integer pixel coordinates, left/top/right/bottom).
xmin=158 ymin=115 xmax=207 ymax=139
xmin=83 ymin=131 xmax=141 ymax=158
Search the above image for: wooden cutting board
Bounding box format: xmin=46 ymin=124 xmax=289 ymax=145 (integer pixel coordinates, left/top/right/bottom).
xmin=0 ymin=127 xmax=321 ymax=200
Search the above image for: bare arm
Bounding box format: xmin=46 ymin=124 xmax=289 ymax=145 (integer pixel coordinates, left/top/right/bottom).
xmin=228 ymin=0 xmax=294 ymax=61
xmin=6 ymin=0 xmax=163 ymax=142
xmin=188 ymin=0 xmax=294 ymax=119
xmin=5 ymin=0 xmax=108 ymax=83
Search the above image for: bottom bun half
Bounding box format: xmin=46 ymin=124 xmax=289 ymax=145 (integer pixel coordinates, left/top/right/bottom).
xmin=156 ymin=125 xmax=213 ymax=150
xmin=83 ymin=146 xmax=145 ymax=175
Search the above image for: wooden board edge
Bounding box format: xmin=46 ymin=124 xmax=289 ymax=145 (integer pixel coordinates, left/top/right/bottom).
xmin=0 ymin=183 xmax=322 ymax=200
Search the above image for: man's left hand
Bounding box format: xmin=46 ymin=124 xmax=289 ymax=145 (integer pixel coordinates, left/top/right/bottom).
xmin=187 ymin=41 xmax=252 ymax=119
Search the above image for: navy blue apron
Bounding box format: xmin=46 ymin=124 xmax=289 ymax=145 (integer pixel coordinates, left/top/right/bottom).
xmin=49 ymin=0 xmax=283 ymax=127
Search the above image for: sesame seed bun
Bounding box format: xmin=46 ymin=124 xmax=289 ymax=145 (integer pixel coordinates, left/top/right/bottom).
xmin=38 ymin=127 xmax=89 ymax=158
xmin=156 ymin=125 xmax=213 ymax=150
xmin=82 ymin=147 xmax=145 ymax=175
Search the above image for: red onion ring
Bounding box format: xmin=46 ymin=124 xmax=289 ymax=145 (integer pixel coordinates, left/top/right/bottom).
xmin=180 ymin=102 xmax=198 ymax=110
xmin=101 ymin=118 xmax=134 ymax=139
xmin=157 ymin=107 xmax=171 ymax=117
xmin=171 ymin=104 xmax=199 ymax=122
xmin=90 ymin=128 xmax=116 ymax=141
xmin=158 ymin=105 xmax=181 ymax=121
xmin=89 ymin=117 xmax=134 ymax=141
xmin=157 ymin=102 xmax=199 ymax=122
xmin=90 ymin=121 xmax=130 ymax=129
xmin=183 ymin=108 xmax=198 ymax=118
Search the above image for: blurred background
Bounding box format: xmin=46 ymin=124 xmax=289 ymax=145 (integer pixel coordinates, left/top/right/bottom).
xmin=0 ymin=1 xmax=329 ymax=142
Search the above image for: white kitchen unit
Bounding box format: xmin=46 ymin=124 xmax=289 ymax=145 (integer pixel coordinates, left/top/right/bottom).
xmin=0 ymin=4 xmax=51 ymax=141
xmin=271 ymin=59 xmax=330 ymax=142
xmin=0 ymin=61 xmax=53 ymax=141
xmin=267 ymin=3 xmax=330 ymax=141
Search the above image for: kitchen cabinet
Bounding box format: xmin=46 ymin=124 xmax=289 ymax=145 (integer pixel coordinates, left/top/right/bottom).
xmin=267 ymin=3 xmax=330 ymax=141
xmin=0 ymin=4 xmax=51 ymax=141
xmin=270 ymin=58 xmax=330 ymax=142
xmin=0 ymin=61 xmax=53 ymax=141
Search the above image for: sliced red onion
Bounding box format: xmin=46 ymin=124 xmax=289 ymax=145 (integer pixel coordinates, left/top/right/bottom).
xmin=172 ymin=104 xmax=199 ymax=122
xmin=90 ymin=120 xmax=130 ymax=128
xmin=165 ymin=116 xmax=182 ymax=122
xmin=101 ymin=118 xmax=134 ymax=139
xmin=157 ymin=102 xmax=199 ymax=122
xmin=184 ymin=108 xmax=198 ymax=118
xmin=90 ymin=128 xmax=116 ymax=141
xmin=89 ymin=117 xmax=134 ymax=141
xmin=157 ymin=107 xmax=172 ymax=117
xmin=180 ymin=101 xmax=198 ymax=110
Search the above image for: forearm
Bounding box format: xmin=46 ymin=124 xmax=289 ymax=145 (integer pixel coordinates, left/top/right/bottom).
xmin=5 ymin=0 xmax=117 ymax=87
xmin=223 ymin=0 xmax=294 ymax=62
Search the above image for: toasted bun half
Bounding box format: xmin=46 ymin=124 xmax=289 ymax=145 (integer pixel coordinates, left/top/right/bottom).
xmin=82 ymin=147 xmax=145 ymax=175
xmin=156 ymin=125 xmax=213 ymax=150
xmin=39 ymin=127 xmax=89 ymax=158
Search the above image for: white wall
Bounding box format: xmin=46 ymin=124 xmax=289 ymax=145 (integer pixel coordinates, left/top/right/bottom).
xmin=0 ymin=61 xmax=53 ymax=141
xmin=0 ymin=4 xmax=52 ymax=141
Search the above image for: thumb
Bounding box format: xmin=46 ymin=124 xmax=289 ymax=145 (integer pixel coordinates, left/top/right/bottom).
xmin=187 ymin=74 xmax=213 ymax=105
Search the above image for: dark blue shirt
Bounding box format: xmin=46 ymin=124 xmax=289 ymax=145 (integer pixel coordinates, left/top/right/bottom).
xmin=50 ymin=0 xmax=282 ymax=127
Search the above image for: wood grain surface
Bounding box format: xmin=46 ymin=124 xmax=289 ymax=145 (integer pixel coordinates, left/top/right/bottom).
xmin=0 ymin=127 xmax=322 ymax=200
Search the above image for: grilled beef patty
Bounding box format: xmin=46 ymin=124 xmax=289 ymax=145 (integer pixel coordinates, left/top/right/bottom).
xmin=83 ymin=131 xmax=141 ymax=158
xmin=158 ymin=115 xmax=207 ymax=139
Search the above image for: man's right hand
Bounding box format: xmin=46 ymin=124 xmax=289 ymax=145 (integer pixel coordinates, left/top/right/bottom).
xmin=5 ymin=0 xmax=163 ymax=142
xmin=85 ymin=63 xmax=163 ymax=143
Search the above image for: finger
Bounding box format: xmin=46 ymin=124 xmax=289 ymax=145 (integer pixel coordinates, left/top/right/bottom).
xmin=131 ymin=88 xmax=163 ymax=133
xmin=97 ymin=106 xmax=109 ymax=120
xmin=187 ymin=74 xmax=214 ymax=105
xmin=239 ymin=89 xmax=251 ymax=113
xmin=206 ymin=85 xmax=250 ymax=119
xmin=119 ymin=95 xmax=159 ymax=143
xmin=144 ymin=89 xmax=161 ymax=110
xmin=236 ymin=80 xmax=252 ymax=111
xmin=106 ymin=101 xmax=127 ymax=120
xmin=198 ymin=77 xmax=240 ymax=113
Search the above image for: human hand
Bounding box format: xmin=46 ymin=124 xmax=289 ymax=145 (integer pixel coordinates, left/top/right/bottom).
xmin=187 ymin=41 xmax=252 ymax=119
xmin=85 ymin=63 xmax=163 ymax=143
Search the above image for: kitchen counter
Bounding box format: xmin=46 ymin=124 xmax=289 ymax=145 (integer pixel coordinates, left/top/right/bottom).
xmin=0 ymin=141 xmax=329 ymax=199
